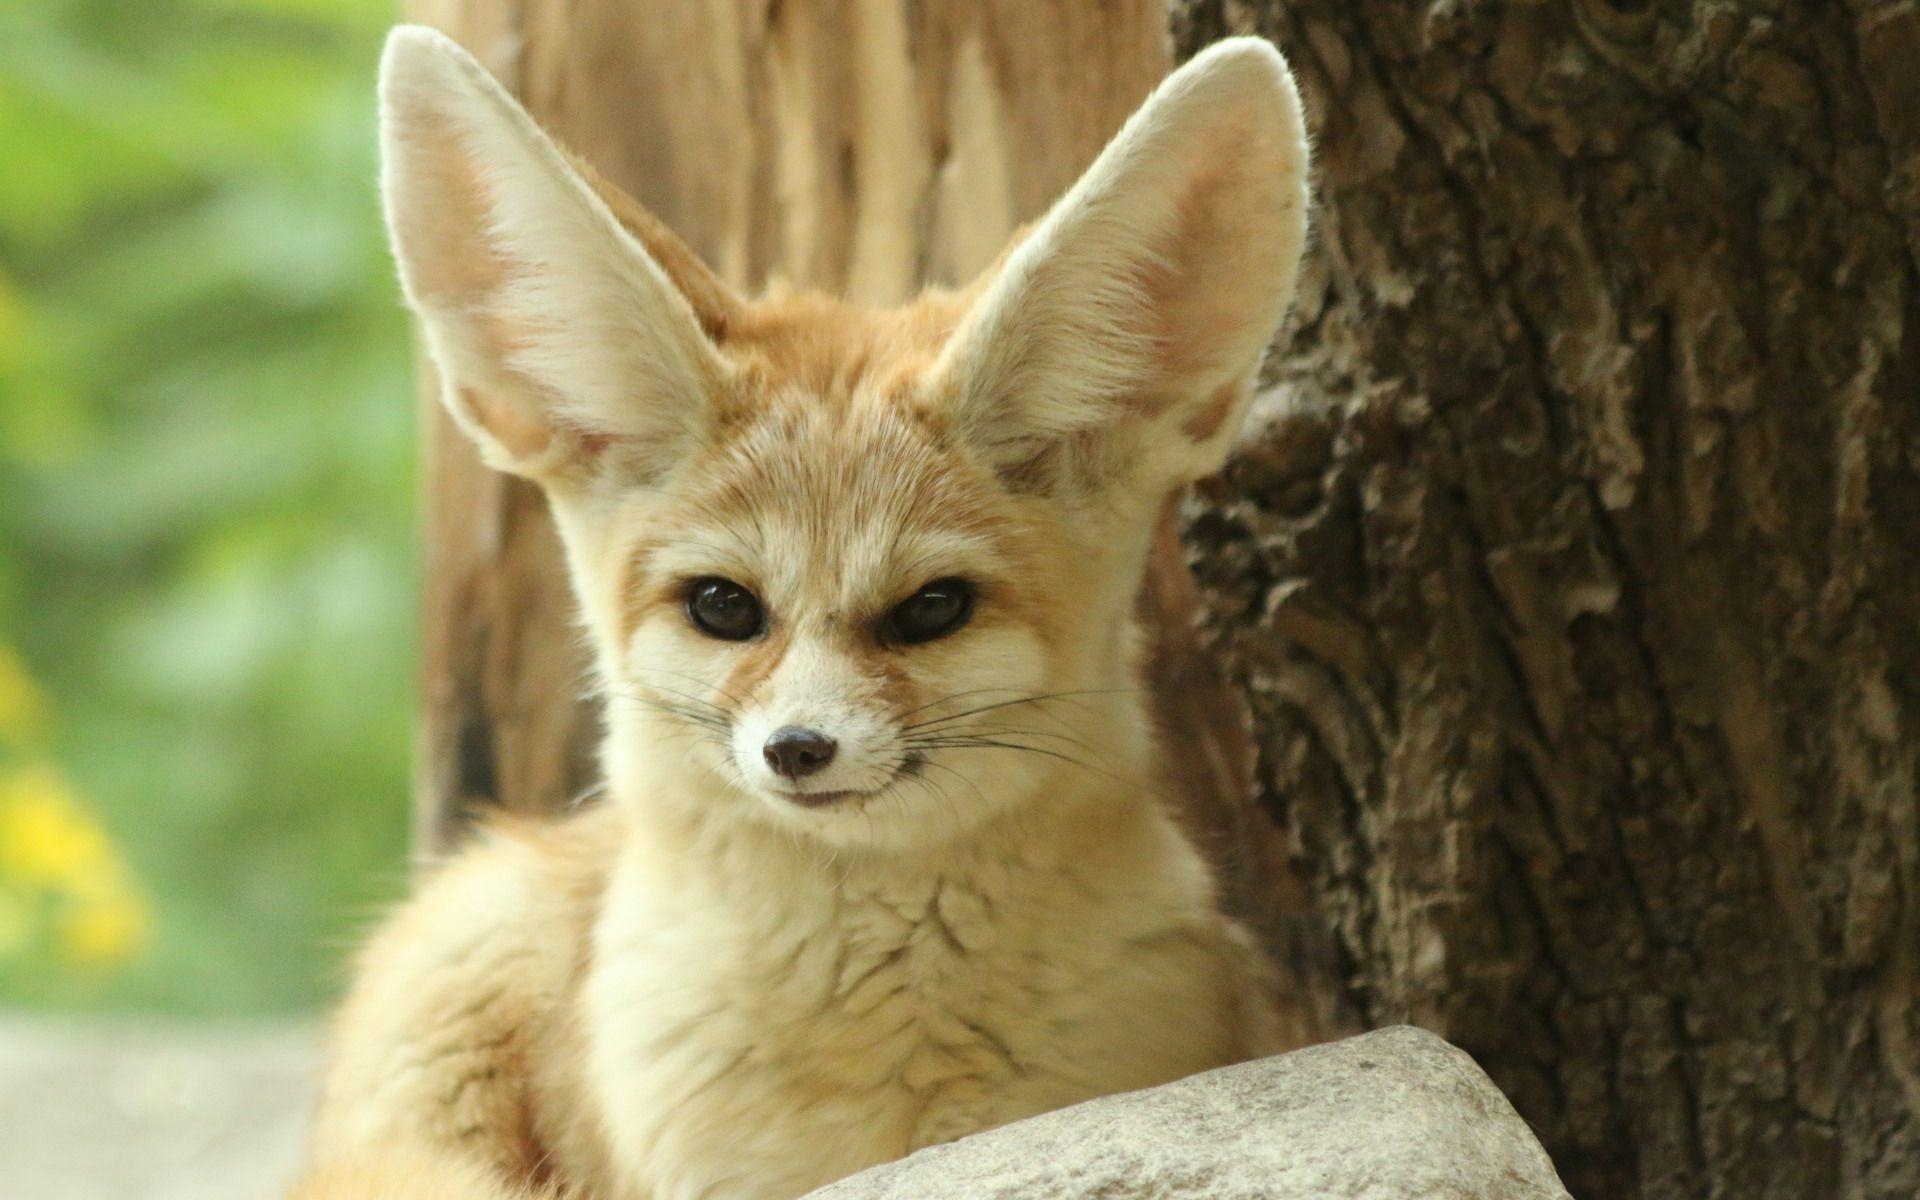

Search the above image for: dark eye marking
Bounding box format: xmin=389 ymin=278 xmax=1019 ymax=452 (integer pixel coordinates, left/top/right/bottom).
xmin=685 ymin=577 xmax=766 ymax=641
xmin=882 ymin=578 xmax=974 ymax=646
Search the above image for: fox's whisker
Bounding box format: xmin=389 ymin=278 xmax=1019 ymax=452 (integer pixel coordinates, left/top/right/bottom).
xmin=912 ymin=735 xmax=1148 ymax=795
xmin=917 ymin=758 xmax=991 ymax=810
xmin=609 ymin=685 xmax=733 ymax=732
xmin=626 ymin=665 xmax=749 ymax=710
xmin=908 ymin=723 xmax=1098 ymax=754
xmin=901 ymin=688 xmax=1140 ymax=733
xmin=612 ymin=681 xmax=732 ymax=720
xmin=892 ymin=687 xmax=1028 ymax=724
xmin=619 ymin=697 xmax=731 ymax=739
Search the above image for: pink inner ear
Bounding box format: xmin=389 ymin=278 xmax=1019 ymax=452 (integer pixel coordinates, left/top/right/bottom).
xmin=397 ymin=115 xmax=573 ymax=457
xmin=394 ymin=115 xmax=508 ymax=300
xmin=453 ymin=386 xmax=554 ymax=460
xmin=399 ymin=120 xmax=560 ymax=372
xmin=1180 ymin=379 xmax=1245 ymax=442
xmin=1140 ymin=114 xmax=1292 ymax=395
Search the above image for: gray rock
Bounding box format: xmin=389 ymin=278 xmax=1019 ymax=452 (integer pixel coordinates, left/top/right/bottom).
xmin=804 ymin=1026 xmax=1570 ymax=1199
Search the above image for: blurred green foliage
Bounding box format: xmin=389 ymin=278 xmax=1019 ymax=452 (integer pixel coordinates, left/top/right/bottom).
xmin=0 ymin=0 xmax=413 ymax=1014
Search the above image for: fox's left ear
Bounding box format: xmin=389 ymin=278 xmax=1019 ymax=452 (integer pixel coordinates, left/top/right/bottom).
xmin=932 ymin=38 xmax=1310 ymax=494
xmin=379 ymin=27 xmax=737 ymax=484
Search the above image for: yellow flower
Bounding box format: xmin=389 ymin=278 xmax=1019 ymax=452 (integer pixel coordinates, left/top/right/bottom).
xmin=0 ymin=644 xmax=47 ymax=748
xmin=0 ymin=758 xmax=152 ymax=973
xmin=0 ymin=765 xmax=111 ymax=886
xmin=58 ymin=889 xmax=149 ymax=968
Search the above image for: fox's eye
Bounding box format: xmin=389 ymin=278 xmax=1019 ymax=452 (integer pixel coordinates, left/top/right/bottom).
xmin=686 ymin=578 xmax=765 ymax=641
xmin=884 ymin=578 xmax=973 ymax=646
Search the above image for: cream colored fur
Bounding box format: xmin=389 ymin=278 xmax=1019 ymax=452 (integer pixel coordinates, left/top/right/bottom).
xmin=297 ymin=25 xmax=1312 ymax=1200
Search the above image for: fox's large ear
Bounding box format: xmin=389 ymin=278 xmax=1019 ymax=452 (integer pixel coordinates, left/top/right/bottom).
xmin=379 ymin=26 xmax=734 ymax=482
xmin=931 ymin=39 xmax=1310 ymax=495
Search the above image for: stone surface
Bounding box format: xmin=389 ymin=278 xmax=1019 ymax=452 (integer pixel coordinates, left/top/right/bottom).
xmin=0 ymin=1016 xmax=320 ymax=1200
xmin=805 ymin=1026 xmax=1570 ymax=1199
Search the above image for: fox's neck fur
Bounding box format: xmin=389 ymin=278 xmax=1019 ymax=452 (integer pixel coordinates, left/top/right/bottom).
xmin=296 ymin=25 xmax=1314 ymax=1200
xmin=604 ymin=706 xmax=1181 ymax=971
xmin=582 ymin=664 xmax=1224 ymax=1200
xmin=603 ymin=643 xmax=1161 ymax=909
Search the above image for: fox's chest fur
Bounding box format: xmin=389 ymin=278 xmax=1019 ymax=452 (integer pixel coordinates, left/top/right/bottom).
xmin=576 ymin=807 xmax=1263 ymax=1200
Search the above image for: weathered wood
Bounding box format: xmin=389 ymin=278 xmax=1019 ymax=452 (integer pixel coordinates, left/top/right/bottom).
xmin=1171 ymin=2 xmax=1920 ymax=1198
xmin=404 ymin=2 xmax=1339 ymax=1039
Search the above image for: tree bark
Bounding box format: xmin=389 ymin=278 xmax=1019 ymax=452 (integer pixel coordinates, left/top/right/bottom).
xmin=1170 ymin=2 xmax=1920 ymax=1198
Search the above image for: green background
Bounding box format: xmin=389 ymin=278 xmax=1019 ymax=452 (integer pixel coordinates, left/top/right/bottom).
xmin=0 ymin=0 xmax=413 ymax=1015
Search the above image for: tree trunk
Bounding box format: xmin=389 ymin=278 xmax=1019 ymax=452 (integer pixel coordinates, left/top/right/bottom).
xmin=1170 ymin=2 xmax=1920 ymax=1198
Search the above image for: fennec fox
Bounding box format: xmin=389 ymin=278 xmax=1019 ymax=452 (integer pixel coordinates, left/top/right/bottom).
xmin=296 ymin=26 xmax=1312 ymax=1200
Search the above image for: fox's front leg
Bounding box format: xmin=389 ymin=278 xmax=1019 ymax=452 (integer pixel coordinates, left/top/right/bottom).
xmin=293 ymin=820 xmax=599 ymax=1199
xmin=297 ymin=1033 xmax=561 ymax=1200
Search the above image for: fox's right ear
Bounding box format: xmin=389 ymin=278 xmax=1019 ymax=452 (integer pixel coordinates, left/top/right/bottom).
xmin=931 ymin=39 xmax=1309 ymax=501
xmin=379 ymin=27 xmax=731 ymax=482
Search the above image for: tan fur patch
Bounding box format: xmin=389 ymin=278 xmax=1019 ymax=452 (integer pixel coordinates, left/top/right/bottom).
xmin=397 ymin=124 xmax=509 ymax=299
xmin=1143 ymin=143 xmax=1272 ymax=384
xmin=1181 ymin=380 xmax=1245 ymax=443
xmin=721 ymin=628 xmax=795 ymax=702
xmin=717 ymin=291 xmax=969 ymax=411
xmin=612 ymin=540 xmax=678 ymax=656
xmin=458 ymin=386 xmax=554 ymax=461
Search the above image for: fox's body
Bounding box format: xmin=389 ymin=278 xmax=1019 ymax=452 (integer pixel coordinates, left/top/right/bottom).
xmin=299 ymin=26 xmax=1312 ymax=1200
xmin=312 ymin=781 xmax=1279 ymax=1200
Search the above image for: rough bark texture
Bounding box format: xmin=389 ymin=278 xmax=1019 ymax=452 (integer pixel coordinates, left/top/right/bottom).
xmin=404 ymin=0 xmax=1341 ymax=1033
xmin=1170 ymin=2 xmax=1920 ymax=1198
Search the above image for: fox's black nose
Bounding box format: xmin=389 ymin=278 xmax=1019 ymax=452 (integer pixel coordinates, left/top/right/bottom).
xmin=763 ymin=726 xmax=837 ymax=779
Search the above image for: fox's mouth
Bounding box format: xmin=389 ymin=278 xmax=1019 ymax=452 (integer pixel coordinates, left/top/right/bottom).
xmin=775 ymin=788 xmax=862 ymax=808
xmin=771 ymin=752 xmax=925 ymax=809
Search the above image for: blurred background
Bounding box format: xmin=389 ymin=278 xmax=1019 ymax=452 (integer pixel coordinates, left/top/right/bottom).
xmin=0 ymin=0 xmax=409 ymax=1020
xmin=2 ymin=3 xmax=408 ymax=1191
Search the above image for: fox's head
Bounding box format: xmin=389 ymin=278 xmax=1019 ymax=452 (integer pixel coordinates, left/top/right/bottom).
xmin=379 ymin=28 xmax=1309 ymax=850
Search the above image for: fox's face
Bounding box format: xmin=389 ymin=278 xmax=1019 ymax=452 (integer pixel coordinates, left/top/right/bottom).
xmin=379 ymin=29 xmax=1309 ymax=848
xmin=611 ymin=383 xmax=1076 ymax=845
